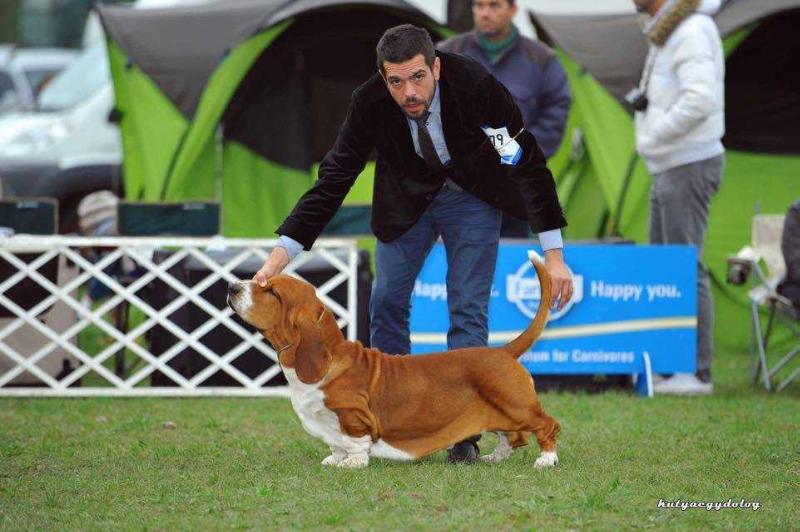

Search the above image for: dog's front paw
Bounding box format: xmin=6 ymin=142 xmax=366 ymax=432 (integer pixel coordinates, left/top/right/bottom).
xmin=336 ymin=454 xmax=369 ymax=469
xmin=534 ymin=451 xmax=559 ymax=469
xmin=321 ymin=453 xmax=345 ymax=466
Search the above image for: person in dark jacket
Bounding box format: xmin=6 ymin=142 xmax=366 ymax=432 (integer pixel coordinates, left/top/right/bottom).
xmin=254 ymin=24 xmax=573 ymax=463
xmin=438 ymin=0 xmax=571 ymax=237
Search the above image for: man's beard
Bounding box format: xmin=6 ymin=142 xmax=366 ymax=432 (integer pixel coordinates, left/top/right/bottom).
xmin=401 ymin=95 xmax=431 ymax=118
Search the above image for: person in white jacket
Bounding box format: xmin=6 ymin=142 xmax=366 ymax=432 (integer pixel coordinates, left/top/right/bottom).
xmin=632 ymin=0 xmax=725 ymax=395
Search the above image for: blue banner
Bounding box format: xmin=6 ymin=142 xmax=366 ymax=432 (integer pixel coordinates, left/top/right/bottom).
xmin=409 ymin=243 xmax=697 ymax=375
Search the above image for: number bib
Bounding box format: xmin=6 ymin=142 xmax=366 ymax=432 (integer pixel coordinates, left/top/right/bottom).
xmin=481 ymin=126 xmax=523 ymax=166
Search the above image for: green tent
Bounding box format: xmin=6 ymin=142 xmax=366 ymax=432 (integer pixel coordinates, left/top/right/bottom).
xmin=531 ymin=0 xmax=800 ymax=349
xmin=96 ymin=0 xmax=447 ymax=238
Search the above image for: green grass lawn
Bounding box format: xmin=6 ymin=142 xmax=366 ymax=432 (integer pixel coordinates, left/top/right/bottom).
xmin=1 ymin=347 xmax=798 ymax=530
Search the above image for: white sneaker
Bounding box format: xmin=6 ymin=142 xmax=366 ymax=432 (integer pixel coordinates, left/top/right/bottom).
xmin=653 ymin=373 xmax=713 ymax=395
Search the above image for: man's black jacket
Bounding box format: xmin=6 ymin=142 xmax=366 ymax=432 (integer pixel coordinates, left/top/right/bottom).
xmin=277 ymin=51 xmax=566 ymax=249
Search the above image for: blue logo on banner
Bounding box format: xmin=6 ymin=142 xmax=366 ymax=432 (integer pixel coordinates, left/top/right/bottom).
xmin=410 ymin=243 xmax=697 ymax=376
xmin=506 ymin=259 xmax=583 ymax=321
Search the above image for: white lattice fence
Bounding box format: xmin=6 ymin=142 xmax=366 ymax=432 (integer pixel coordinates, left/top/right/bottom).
xmin=0 ymin=236 xmax=359 ymax=396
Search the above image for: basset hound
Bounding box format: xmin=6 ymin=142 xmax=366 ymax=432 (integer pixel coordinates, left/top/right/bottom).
xmin=227 ymin=255 xmax=559 ymax=469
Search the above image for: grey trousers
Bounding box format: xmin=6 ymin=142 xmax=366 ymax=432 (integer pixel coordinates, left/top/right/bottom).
xmin=649 ymin=154 xmax=724 ymax=374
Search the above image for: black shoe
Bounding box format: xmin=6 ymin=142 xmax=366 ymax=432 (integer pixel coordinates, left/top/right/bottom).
xmin=446 ymin=439 xmax=479 ymax=464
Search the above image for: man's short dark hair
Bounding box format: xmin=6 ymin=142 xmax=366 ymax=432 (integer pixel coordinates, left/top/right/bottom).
xmin=376 ymin=24 xmax=435 ymax=74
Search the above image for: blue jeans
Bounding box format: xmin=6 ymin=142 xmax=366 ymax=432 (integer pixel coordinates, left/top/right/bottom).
xmin=369 ymin=185 xmax=502 ymax=355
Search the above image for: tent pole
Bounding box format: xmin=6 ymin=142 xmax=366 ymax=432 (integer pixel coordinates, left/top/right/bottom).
xmin=158 ymin=129 xmax=191 ymax=200
xmin=608 ymin=152 xmax=640 ymax=237
xmin=215 ymin=123 xmax=224 ymax=203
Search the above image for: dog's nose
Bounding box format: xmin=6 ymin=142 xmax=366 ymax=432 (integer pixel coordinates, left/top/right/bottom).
xmin=228 ymin=282 xmax=243 ymax=296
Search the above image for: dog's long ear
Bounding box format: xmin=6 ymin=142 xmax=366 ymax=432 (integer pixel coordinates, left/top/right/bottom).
xmin=284 ymin=306 xmax=330 ymax=384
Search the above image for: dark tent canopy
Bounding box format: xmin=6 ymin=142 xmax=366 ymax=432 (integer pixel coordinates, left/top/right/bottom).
xmin=723 ymin=10 xmax=800 ymax=153
xmin=97 ymin=0 xmax=446 ymax=236
xmin=98 ymin=0 xmax=437 ymax=119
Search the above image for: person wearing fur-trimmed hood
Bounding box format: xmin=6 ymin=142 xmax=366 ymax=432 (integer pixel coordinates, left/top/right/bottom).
xmin=632 ymin=0 xmax=725 ymax=395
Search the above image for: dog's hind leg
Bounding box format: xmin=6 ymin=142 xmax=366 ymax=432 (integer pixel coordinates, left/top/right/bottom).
xmin=506 ymin=430 xmax=530 ymax=448
xmin=478 ymin=367 xmax=559 ymax=468
xmin=480 ymin=431 xmax=530 ymax=463
xmin=526 ymin=405 xmax=560 ymax=469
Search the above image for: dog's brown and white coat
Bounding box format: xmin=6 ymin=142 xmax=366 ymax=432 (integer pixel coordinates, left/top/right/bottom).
xmin=228 ymin=257 xmax=560 ymax=469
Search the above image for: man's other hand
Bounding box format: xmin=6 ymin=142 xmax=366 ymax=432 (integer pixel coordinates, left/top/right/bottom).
xmin=544 ymin=248 xmax=573 ymax=311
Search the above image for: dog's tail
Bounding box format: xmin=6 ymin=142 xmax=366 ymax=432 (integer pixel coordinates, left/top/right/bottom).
xmin=503 ymin=251 xmax=552 ymax=358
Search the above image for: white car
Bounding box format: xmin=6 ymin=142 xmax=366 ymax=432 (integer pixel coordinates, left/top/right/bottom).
xmin=0 ymin=0 xmax=220 ymax=232
xmin=0 ymin=46 xmax=78 ymax=115
xmin=0 ymin=0 xmax=217 ymax=164
xmin=0 ymin=42 xmax=117 ymax=162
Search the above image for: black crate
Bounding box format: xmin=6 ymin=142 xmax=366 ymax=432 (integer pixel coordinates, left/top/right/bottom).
xmin=117 ymin=202 xmax=220 ymax=237
xmin=0 ymin=198 xmax=58 ymax=318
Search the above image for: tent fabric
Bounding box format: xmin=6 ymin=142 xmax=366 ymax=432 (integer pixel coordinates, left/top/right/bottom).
xmin=221 ymin=9 xmax=414 ymax=170
xmin=530 ymin=13 xmax=647 ymax=105
xmin=531 ymin=0 xmax=800 ymax=106
xmin=160 ymin=24 xmax=288 ymax=200
xmin=106 ymin=25 xmax=284 ymax=204
xmin=106 ymin=41 xmax=190 ymax=201
xmin=100 ymin=0 xmax=447 ymax=240
xmin=714 ymin=0 xmax=800 ymax=35
xmin=221 ymin=141 xmax=312 ymax=237
xmin=98 ymin=0 xmax=285 ymax=118
xmin=542 ymin=49 xmax=649 ymax=241
xmin=97 ymin=0 xmax=434 ymax=118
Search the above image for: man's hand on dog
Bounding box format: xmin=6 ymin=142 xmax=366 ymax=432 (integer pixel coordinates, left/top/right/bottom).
xmin=544 ymin=249 xmax=573 ymax=311
xmin=253 ymin=247 xmax=290 ymax=287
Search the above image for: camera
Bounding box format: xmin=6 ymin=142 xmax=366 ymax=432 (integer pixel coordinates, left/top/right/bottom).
xmin=726 ymin=245 xmax=760 ymax=285
xmin=726 ymin=257 xmax=753 ymax=285
xmin=625 ymin=87 xmax=649 ymax=112
xmin=726 ymin=246 xmax=759 ymax=285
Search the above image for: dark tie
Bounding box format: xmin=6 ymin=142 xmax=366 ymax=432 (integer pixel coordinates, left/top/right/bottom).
xmin=413 ymin=112 xmax=444 ymax=172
